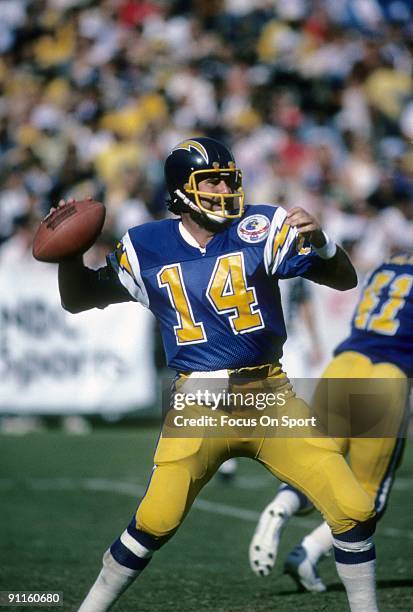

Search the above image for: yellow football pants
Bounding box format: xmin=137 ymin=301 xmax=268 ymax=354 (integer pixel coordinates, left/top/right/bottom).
xmin=317 ymin=351 xmax=408 ymax=513
xmin=135 ymin=367 xmax=376 ymax=543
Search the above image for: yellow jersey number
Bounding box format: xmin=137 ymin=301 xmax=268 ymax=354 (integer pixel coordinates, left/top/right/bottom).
xmin=157 ymin=252 xmax=264 ymax=345
xmin=354 ymin=270 xmax=413 ymax=336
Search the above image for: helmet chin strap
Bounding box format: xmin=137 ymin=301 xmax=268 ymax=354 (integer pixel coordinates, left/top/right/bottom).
xmin=205 ymin=212 xmax=228 ymax=224
xmin=175 ymin=189 xmax=229 ymax=224
xmin=175 ymin=189 xmax=201 ymax=214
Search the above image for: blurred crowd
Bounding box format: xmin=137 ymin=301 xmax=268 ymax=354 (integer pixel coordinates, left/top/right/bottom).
xmin=1 ymin=0 xmax=413 ymax=272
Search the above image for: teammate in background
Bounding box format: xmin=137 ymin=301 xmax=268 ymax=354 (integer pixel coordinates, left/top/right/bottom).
xmin=250 ymin=252 xmax=412 ymax=592
xmin=53 ymin=137 xmax=378 ymax=612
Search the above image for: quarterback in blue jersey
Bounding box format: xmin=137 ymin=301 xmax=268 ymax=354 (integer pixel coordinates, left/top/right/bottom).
xmin=54 ymin=137 xmax=378 ymax=612
xmin=250 ymin=253 xmax=412 ymax=594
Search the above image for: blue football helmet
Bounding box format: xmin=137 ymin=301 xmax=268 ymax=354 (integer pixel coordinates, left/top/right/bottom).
xmin=164 ymin=137 xmax=244 ymax=220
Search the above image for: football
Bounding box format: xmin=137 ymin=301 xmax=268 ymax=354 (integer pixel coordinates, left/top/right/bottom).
xmin=32 ymin=199 xmax=106 ymax=263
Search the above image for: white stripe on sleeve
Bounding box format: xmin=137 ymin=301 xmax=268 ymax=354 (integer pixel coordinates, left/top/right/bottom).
xmin=115 ymin=232 xmax=150 ymax=307
xmin=263 ymin=207 xmax=297 ymax=276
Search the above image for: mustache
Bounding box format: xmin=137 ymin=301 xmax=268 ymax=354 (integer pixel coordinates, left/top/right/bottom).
xmin=201 ymin=195 xmax=222 ymax=206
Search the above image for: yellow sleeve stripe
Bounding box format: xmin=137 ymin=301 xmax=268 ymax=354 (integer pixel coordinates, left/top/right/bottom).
xmin=119 ymin=250 xmax=133 ymax=276
xmin=272 ymin=222 xmax=291 ymax=258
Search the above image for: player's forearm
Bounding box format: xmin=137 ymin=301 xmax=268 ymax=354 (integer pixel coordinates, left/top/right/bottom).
xmin=305 ymin=246 xmax=358 ymax=291
xmin=58 ymin=257 xmax=133 ymax=313
xmin=58 ymin=257 xmax=99 ymax=313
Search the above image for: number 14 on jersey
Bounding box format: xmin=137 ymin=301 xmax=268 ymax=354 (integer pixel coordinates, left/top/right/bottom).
xmin=157 ymin=252 xmax=264 ymax=345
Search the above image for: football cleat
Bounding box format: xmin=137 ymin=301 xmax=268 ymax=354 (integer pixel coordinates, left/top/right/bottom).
xmin=284 ymin=545 xmax=327 ymax=593
xmin=249 ymin=503 xmax=287 ymax=577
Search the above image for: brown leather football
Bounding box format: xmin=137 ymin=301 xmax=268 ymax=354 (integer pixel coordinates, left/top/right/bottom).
xmin=32 ymin=199 xmax=106 ymax=263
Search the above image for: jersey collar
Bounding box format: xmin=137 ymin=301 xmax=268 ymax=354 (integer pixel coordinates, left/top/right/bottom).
xmin=178 ymin=221 xmax=207 ymax=254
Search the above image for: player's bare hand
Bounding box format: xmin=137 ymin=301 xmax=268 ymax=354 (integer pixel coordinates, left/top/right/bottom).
xmin=43 ymin=197 xmax=93 ymax=221
xmin=44 ymin=198 xmax=74 ymax=220
xmin=286 ymin=207 xmax=325 ymax=248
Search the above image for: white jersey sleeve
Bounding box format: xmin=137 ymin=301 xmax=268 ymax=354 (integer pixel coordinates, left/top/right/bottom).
xmin=263 ymin=206 xmax=317 ymax=279
xmin=108 ymin=232 xmax=150 ymax=307
xmin=264 ymin=207 xmax=297 ymax=275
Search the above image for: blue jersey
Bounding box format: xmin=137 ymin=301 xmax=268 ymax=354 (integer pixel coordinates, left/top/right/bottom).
xmin=336 ymin=254 xmax=413 ymax=376
xmin=109 ymin=204 xmax=326 ymax=372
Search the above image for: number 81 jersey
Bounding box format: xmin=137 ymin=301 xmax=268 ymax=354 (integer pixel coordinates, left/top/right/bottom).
xmin=109 ymin=204 xmax=321 ymax=372
xmin=335 ymin=254 xmax=413 ymax=376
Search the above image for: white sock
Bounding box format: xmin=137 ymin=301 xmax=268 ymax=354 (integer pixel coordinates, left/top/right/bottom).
xmin=302 ymin=521 xmax=333 ymax=564
xmin=335 ymin=560 xmax=378 ymax=612
xmin=78 ymin=550 xmax=140 ymax=612
xmin=271 ymin=487 xmax=302 ymax=516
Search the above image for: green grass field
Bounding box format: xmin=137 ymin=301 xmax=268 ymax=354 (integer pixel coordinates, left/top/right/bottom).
xmin=1 ymin=427 xmax=412 ymax=612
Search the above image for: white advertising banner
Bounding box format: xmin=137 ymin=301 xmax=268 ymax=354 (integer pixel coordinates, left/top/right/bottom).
xmin=0 ymin=261 xmax=156 ymax=414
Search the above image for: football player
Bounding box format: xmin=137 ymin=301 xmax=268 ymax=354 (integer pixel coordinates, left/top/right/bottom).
xmin=54 ymin=137 xmax=378 ymax=611
xmin=249 ymin=252 xmax=412 ymax=593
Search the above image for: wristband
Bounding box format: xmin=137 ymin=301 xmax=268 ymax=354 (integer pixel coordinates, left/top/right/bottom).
xmin=313 ymin=232 xmax=337 ymax=259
